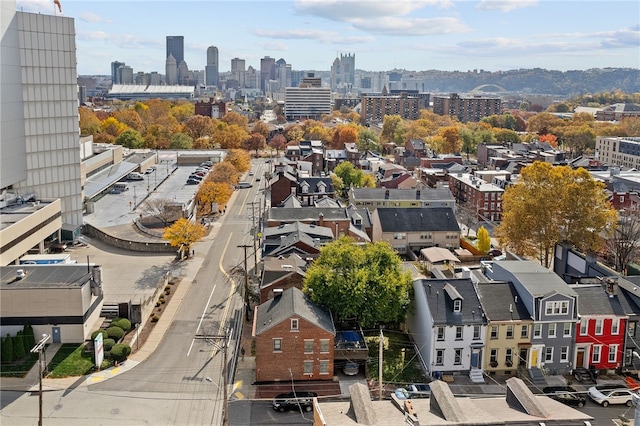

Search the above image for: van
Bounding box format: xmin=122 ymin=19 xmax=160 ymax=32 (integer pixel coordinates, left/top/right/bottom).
xmin=126 ymin=172 xmax=144 ymax=181
xmin=111 ymin=182 xmax=129 ymax=193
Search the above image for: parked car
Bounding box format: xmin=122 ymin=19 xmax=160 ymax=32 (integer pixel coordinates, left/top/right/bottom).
xmin=144 ymin=167 xmax=156 ymax=174
xmin=407 ymin=383 xmax=431 ymax=398
xmin=488 ymin=248 xmax=503 ymax=257
xmin=588 ymin=386 xmax=636 ymax=407
xmin=248 ymin=171 xmax=254 ymax=176
xmin=343 ymin=362 xmax=359 ymax=376
xmin=393 ymin=388 xmax=411 ymax=400
xmin=543 ymin=386 xmax=586 ymax=407
xmin=236 ymin=182 xmax=252 ymax=189
xmin=186 ymin=179 xmax=201 ymax=185
xmin=192 ymin=171 xmax=206 ymax=177
xmin=126 ymin=172 xmax=144 ymax=181
xmin=272 ymin=391 xmax=318 ymax=412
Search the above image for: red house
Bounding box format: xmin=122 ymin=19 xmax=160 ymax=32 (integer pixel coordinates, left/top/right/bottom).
xmin=573 ymin=283 xmax=627 ymax=370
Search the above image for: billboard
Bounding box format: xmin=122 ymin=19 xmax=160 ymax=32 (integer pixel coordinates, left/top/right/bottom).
xmin=94 ymin=332 xmax=104 ymax=368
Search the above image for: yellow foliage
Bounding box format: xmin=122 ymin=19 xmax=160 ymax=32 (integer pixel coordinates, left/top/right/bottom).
xmin=163 ymin=218 xmax=205 ymax=254
xmin=224 ymin=149 xmax=251 ymax=173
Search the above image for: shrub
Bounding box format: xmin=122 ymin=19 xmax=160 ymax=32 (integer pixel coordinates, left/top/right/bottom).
xmin=23 ymin=324 xmax=36 ymax=351
xmin=2 ymin=333 xmax=14 ymax=363
xmin=165 ymin=286 xmax=171 ymax=291
xmin=106 ymin=326 xmax=125 ymax=341
xmin=110 ymin=343 xmax=131 ymax=361
xmin=151 ymin=315 xmax=160 ymax=323
xmin=91 ymin=330 xmax=108 ymax=341
xmin=111 ymin=318 xmax=132 ymax=332
xmin=103 ymin=338 xmax=116 ymax=351
xmin=13 ymin=333 xmax=25 ymax=359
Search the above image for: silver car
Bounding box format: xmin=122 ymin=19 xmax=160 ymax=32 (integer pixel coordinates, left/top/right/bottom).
xmin=588 ymin=386 xmax=635 ymax=407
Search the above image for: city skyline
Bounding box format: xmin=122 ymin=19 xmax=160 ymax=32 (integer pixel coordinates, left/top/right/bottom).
xmin=15 ymin=0 xmax=640 ymax=76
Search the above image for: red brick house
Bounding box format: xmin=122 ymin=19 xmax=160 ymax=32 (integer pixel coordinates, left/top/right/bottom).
xmin=259 ymin=255 xmax=307 ymax=303
xmin=252 ymin=287 xmax=336 ymax=382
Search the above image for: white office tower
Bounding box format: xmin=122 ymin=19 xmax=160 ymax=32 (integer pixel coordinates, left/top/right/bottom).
xmin=1 ymin=0 xmax=83 ymax=226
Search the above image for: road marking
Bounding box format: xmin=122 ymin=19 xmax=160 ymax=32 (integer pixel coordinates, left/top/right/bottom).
xmin=187 ymin=284 xmax=217 ymax=357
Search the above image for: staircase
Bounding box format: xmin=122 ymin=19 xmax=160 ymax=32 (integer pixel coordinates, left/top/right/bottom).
xmin=528 ymin=367 xmax=547 ymax=385
xmin=100 ymin=303 xmax=119 ymax=328
xmin=469 ymin=368 xmax=485 ymax=383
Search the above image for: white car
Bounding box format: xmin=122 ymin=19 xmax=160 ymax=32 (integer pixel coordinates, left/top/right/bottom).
xmin=588 ymin=386 xmax=635 ymax=407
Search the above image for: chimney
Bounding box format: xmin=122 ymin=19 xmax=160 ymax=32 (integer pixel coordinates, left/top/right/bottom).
xmin=605 ymin=277 xmax=618 ymax=297
xmin=318 ymin=212 xmax=324 ymax=227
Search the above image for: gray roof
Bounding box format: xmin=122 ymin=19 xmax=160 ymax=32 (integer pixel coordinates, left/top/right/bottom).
xmin=572 ymin=284 xmax=626 ymax=316
xmin=1 ymin=264 xmax=95 ymax=289
xmin=617 ymin=278 xmax=640 ymax=316
xmin=491 ymin=261 xmax=578 ymax=298
xmin=261 ymin=254 xmax=307 ymax=287
xmin=416 ymin=278 xmax=487 ymax=325
xmin=476 ymin=281 xmax=531 ymax=321
xmin=351 ymin=187 xmax=453 ymax=201
xmin=268 ymin=207 xmax=349 ymax=222
xmin=375 ymin=208 xmax=459 ymax=233
xmin=263 ymin=221 xmax=334 ymax=239
xmin=254 ymin=287 xmax=335 ymax=335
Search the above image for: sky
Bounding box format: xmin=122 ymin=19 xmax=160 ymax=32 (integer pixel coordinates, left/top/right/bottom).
xmin=15 ymin=0 xmax=640 ymax=76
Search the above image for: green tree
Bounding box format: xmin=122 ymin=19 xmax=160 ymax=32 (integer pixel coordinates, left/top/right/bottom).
xmin=169 ymin=132 xmax=193 ymax=149
xmin=114 ymin=128 xmax=145 ymax=148
xmin=23 ymin=324 xmax=35 ymax=352
xmin=495 ymin=162 xmax=617 ymax=267
xmin=303 ymin=238 xmax=412 ymax=328
xmin=477 ymin=226 xmax=491 ymax=254
xmin=333 ymin=162 xmax=364 ymax=196
xmin=163 ymin=218 xmax=206 ymax=258
xmin=380 ymin=115 xmax=403 ymax=144
xmin=2 ymin=333 xmax=14 ymax=363
xmin=13 ymin=332 xmax=25 ymax=359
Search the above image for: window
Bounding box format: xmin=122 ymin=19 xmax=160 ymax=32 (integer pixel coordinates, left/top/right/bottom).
xmin=454 ymin=348 xmax=462 ymax=365
xmin=561 ymin=346 xmax=569 ymax=362
xmin=453 ymin=299 xmax=462 ymax=312
xmin=506 ymin=325 xmax=514 ymax=339
xmin=303 ymin=360 xmax=313 ymax=374
xmin=548 ymin=323 xmax=556 ymax=338
xmin=490 ymin=349 xmax=498 ymax=364
xmin=291 ymin=318 xmax=299 ymax=331
xmin=319 ymin=360 xmax=329 ymax=375
xmin=563 ymin=322 xmax=572 ymax=337
xmin=273 ymin=338 xmax=282 ymax=352
xmin=609 ymin=345 xmax=618 ymax=363
xmin=595 ymin=319 xmax=603 ymax=335
xmin=545 ymin=347 xmax=554 ymax=362
xmin=612 ymin=319 xmax=620 ymax=335
xmin=505 ymin=348 xmax=513 ymax=365
xmin=320 ymin=339 xmax=329 ymax=353
xmin=545 ymin=301 xmax=569 ymax=315
xmin=580 ymin=320 xmax=588 ymax=336
xmin=437 ymin=326 xmax=445 ymax=341
xmin=436 ymin=349 xmax=444 ymax=365
xmin=393 ymin=232 xmax=406 ymax=240
xmin=473 ymin=325 xmax=481 ymax=340
xmin=304 ymin=339 xmax=314 ymax=354
xmin=520 ymin=325 xmax=529 ymax=338
xmin=455 ymin=326 xmax=463 ymax=340
xmin=533 ymin=324 xmax=542 ymax=338
xmin=592 ymin=345 xmax=601 ymax=363
xmin=629 ymin=321 xmax=637 ymax=337
xmin=490 ymin=326 xmax=498 ymax=339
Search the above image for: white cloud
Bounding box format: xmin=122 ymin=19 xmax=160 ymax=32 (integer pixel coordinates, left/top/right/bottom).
xmin=475 ymin=0 xmax=538 ymax=12
xmin=16 ymin=0 xmax=58 ymax=13
xmin=253 ymin=28 xmax=374 ymax=44
xmin=351 ymin=16 xmax=471 ymax=36
xmin=78 ymin=12 xmax=110 ymax=24
xmin=293 ymin=0 xmax=452 ymax=21
xmin=256 ymin=41 xmax=290 ymax=52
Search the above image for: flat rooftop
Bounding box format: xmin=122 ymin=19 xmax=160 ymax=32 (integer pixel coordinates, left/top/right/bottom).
xmin=1 ymin=264 xmax=95 ymax=289
xmin=0 ymin=199 xmax=58 ymax=231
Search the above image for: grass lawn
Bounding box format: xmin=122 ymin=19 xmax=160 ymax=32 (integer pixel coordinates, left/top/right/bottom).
xmin=0 ymin=352 xmax=39 ymax=378
xmin=365 ymin=330 xmax=428 ymax=387
xmin=47 ymin=343 xmax=96 ymax=378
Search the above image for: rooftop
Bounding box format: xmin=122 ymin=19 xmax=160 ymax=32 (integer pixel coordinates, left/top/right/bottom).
xmin=1 ymin=264 xmax=96 ymax=289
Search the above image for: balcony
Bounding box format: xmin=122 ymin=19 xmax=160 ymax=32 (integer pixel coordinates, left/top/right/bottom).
xmin=334 ymin=329 xmax=368 ymax=360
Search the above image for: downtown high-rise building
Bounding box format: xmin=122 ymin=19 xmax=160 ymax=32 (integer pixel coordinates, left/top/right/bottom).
xmin=260 ymin=56 xmax=275 ymax=93
xmin=231 ymin=58 xmax=246 ymax=88
xmin=111 ymin=61 xmax=125 ymax=84
xmin=330 ymin=53 xmax=355 ymax=92
xmin=205 ymin=46 xmax=218 ymax=87
xmin=166 ymin=35 xmax=184 ymax=64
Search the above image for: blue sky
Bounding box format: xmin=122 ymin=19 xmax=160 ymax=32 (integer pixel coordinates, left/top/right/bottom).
xmin=16 ymin=0 xmax=640 ymax=76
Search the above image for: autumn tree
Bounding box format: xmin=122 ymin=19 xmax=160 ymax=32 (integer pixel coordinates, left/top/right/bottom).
xmin=79 ymin=107 xmax=102 ymax=136
xmin=114 ymin=128 xmax=145 ymax=148
xmin=477 ymin=226 xmax=491 ymax=254
xmin=268 ymin=133 xmax=287 ymax=156
xmin=169 ymin=132 xmax=193 ymax=149
xmin=212 ymin=122 xmax=249 ymax=149
xmin=538 ymin=133 xmax=558 ymax=148
xmin=252 ymin=120 xmax=270 ymax=139
xmin=112 ymin=108 xmax=144 ymax=133
xmin=243 ymin=132 xmax=266 ymax=155
xmin=163 ymin=218 xmax=206 ymax=258
xmin=381 ymin=115 xmax=404 ymax=144
xmin=183 ymin=115 xmax=214 ymax=140
xmin=333 ymin=162 xmax=364 ymax=196
xmin=143 ymin=124 xmax=172 ymax=149
xmin=224 ymin=149 xmax=251 ymax=173
xmin=303 ymin=238 xmax=412 ymax=327
xmin=439 ymin=126 xmax=461 ymax=154
xmin=209 ymin=161 xmax=239 ymax=186
xmin=603 ymin=211 xmax=640 ymax=273
xmin=101 ymin=116 xmax=127 ymax=138
xmin=197 ymin=181 xmax=233 ymax=214
xmin=526 ymin=112 xmax=564 ymax=135
xmin=495 ymin=162 xmax=617 ymax=267
xmin=283 ymin=124 xmax=304 ymax=143
xmin=221 ymin=111 xmax=249 ymax=130
xmin=170 ymin=102 xmax=195 ymax=124
xmin=331 ymin=125 xmax=358 ymax=148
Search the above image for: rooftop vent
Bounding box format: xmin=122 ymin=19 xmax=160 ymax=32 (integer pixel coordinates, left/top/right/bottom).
xmin=16 ymin=269 xmax=25 ymax=280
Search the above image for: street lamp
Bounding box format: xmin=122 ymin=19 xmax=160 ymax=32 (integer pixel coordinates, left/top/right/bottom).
xmin=135 ymin=323 xmax=140 ymax=351
xmin=30 ymin=334 xmax=50 ymax=426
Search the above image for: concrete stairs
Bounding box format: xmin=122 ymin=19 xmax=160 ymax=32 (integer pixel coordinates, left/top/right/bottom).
xmin=469 ymin=367 xmax=485 ymax=383
xmin=528 ymin=367 xmax=547 ymax=385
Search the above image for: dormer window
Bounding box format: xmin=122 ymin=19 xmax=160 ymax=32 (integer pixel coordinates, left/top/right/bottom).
xmin=453 ymin=299 xmax=462 ymax=312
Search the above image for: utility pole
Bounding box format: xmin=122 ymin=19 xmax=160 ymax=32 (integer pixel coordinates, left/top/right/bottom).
xmin=379 ymin=327 xmax=384 ymax=401
xmin=31 ymin=334 xmax=51 ymax=426
xmin=238 ymin=244 xmax=251 ymax=320
xmin=248 ymin=201 xmax=259 ymax=274
xmin=222 ymin=329 xmax=229 ymax=426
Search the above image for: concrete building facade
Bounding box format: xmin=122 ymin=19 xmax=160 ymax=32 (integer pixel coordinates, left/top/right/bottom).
xmin=433 ymin=93 xmax=502 ymax=122
xmin=596 ymin=136 xmax=640 ymax=170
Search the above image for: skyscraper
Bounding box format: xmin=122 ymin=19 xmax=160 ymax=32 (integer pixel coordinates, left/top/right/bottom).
xmin=260 ymin=56 xmax=275 ymax=93
xmin=111 ymin=61 xmax=125 ymax=84
xmin=1 ymin=0 xmax=83 ymax=225
xmin=231 ymin=58 xmax=246 ymax=88
xmin=330 ymin=53 xmax=355 ymax=92
xmin=165 ymin=54 xmax=177 ymax=85
xmin=166 ymin=35 xmax=184 ymax=64
xmin=205 ymin=46 xmax=219 ymax=87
